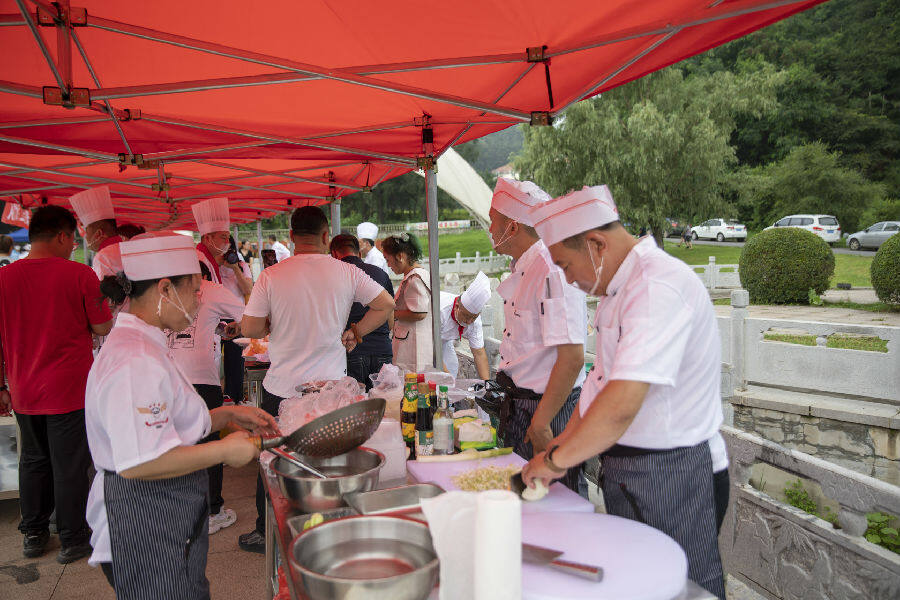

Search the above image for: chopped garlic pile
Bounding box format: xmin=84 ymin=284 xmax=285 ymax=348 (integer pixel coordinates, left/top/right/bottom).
xmin=451 ymin=465 xmax=521 ymax=492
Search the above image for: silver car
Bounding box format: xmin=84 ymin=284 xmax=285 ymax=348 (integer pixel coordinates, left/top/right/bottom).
xmin=847 ymin=221 xmax=900 ymax=250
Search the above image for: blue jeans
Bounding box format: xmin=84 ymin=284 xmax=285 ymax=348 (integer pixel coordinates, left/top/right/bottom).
xmin=346 ymin=353 xmax=393 ymax=391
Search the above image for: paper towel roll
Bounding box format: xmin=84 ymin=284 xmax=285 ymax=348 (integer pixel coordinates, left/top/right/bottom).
xmin=474 ymin=490 xmax=522 ymax=600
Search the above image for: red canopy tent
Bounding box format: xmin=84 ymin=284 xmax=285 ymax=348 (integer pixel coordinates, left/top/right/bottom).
xmin=0 ymin=0 xmax=826 ymax=366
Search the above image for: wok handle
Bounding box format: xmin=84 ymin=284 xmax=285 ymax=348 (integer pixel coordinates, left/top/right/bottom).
xmin=253 ymin=435 xmax=286 ymax=451
xmin=548 ymin=559 xmax=603 ymax=582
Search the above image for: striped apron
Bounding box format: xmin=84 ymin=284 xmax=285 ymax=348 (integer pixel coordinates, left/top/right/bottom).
xmin=104 ymin=469 xmax=210 ymax=600
xmin=598 ymin=442 xmax=725 ymax=599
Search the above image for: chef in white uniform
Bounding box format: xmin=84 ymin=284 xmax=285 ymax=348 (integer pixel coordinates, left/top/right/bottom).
xmin=440 ymin=271 xmax=491 ymax=380
xmin=487 ymin=178 xmax=587 ymax=492
xmin=69 ymin=186 xmax=123 ymax=280
xmin=357 ymin=221 xmax=390 ymax=275
xmin=84 ymin=232 xmax=276 ymax=598
xmin=522 ymin=186 xmax=728 ymax=598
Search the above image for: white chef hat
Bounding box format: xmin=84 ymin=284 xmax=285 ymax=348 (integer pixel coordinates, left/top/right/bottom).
xmin=191 ymin=197 xmax=230 ymax=235
xmin=120 ymin=231 xmax=201 ymax=281
xmin=490 ymin=178 xmax=551 ymax=227
xmin=460 ymin=271 xmax=491 ymax=314
xmin=69 ymin=186 xmax=115 ymax=226
xmin=357 ymin=222 xmax=378 ymax=241
xmin=529 ymin=185 xmax=619 ymax=247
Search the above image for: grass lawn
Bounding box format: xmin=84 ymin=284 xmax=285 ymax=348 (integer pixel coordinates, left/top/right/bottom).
xmin=421 ymin=229 xmax=494 ymax=259
xmin=763 ymin=332 xmax=888 ymax=353
xmin=663 ymin=241 xmax=873 ymax=288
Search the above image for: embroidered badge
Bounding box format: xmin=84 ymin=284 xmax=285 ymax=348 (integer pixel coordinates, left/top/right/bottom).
xmin=137 ymin=402 xmax=169 ymax=428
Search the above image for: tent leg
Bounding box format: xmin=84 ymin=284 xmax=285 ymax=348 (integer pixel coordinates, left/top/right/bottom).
xmin=256 ymin=219 xmax=263 ymax=259
xmin=425 ymin=167 xmax=442 ymax=370
xmin=330 ymin=198 xmax=341 ymax=237
xmin=82 ymin=235 xmax=89 ymax=266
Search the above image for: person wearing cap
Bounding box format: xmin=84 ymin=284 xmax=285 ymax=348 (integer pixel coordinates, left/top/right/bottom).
xmin=440 ymin=271 xmax=491 ymax=380
xmin=522 ymin=185 xmax=728 ymax=598
xmin=0 ymin=205 xmax=113 ymax=564
xmin=192 ymin=198 xmax=252 ymax=295
xmin=329 ymin=234 xmax=395 ymax=390
xmin=357 ymin=221 xmax=390 ymax=274
xmin=267 ymin=234 xmax=291 ymax=263
xmin=239 ymin=206 xmax=395 ymax=553
xmin=487 ymin=178 xmax=587 ymax=492
xmin=69 ymin=186 xmax=123 ymax=280
xmin=83 ymin=232 xmax=277 ymax=597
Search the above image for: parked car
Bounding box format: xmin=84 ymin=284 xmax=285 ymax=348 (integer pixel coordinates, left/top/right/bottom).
xmin=764 ymin=214 xmax=841 ymax=244
xmin=690 ymin=218 xmax=747 ymax=242
xmin=846 ymin=221 xmax=900 ymax=250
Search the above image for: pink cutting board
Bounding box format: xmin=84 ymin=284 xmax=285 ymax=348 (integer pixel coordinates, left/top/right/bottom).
xmin=406 ymin=453 xmax=594 ymax=514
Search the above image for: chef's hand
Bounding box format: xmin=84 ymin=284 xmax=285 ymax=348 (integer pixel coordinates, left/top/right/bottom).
xmin=221 ymin=431 xmax=260 ymax=467
xmin=0 ymin=390 xmax=11 ymax=416
xmin=222 ymin=322 xmax=241 ymax=340
xmin=524 ymin=421 xmax=554 ymax=455
xmin=522 ymin=451 xmax=565 ymax=489
xmin=341 ymin=329 xmax=358 ymax=353
xmin=227 ymin=405 xmax=280 ymax=436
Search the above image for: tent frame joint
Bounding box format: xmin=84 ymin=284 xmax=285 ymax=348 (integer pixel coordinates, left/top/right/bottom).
xmin=525 ymin=45 xmax=547 ymax=63
xmin=42 ymin=85 xmax=90 ymax=108
xmin=530 ymin=111 xmax=552 ymax=126
xmin=119 ymin=108 xmax=142 ymax=121
xmin=416 ymin=155 xmax=436 ymax=171
xmin=36 ymin=5 xmax=86 ymax=27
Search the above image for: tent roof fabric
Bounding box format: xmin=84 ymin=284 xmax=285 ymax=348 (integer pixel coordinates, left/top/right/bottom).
xmin=0 ymin=0 xmax=824 ymax=229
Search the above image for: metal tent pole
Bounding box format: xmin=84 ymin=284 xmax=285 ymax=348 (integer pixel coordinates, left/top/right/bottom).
xmin=256 ymin=219 xmax=263 ymax=259
xmin=425 ymin=167 xmax=441 ymax=369
xmin=330 ymin=198 xmax=341 ymax=237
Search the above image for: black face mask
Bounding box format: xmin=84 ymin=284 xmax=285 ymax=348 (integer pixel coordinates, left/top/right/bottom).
xmin=224 ymin=237 xmax=240 ymax=265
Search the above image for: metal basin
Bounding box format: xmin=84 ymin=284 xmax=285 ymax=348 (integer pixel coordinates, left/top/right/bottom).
xmin=272 ymin=447 xmax=384 ymax=512
xmin=290 ymin=515 xmax=438 ymax=600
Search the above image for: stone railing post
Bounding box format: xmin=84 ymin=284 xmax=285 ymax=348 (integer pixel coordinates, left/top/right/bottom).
xmin=730 ymin=289 xmax=749 ymax=394
xmin=706 ymin=256 xmax=716 ymax=289
xmin=455 ymin=251 xmax=462 ymax=271
xmin=487 ymin=276 xmax=504 ymax=339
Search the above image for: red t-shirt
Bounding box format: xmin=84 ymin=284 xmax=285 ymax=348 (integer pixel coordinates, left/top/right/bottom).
xmin=0 ymin=257 xmax=112 ymax=414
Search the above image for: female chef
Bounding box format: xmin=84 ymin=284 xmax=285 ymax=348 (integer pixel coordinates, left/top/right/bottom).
xmin=84 ymin=232 xmax=278 ymax=599
xmin=382 ymin=233 xmax=433 ymax=372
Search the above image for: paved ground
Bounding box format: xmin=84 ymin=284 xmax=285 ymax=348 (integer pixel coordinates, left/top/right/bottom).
xmin=0 ymin=463 xmax=263 ymax=600
xmin=713 ymin=302 xmax=900 ymax=326
xmin=687 ymin=238 xmax=877 ymax=256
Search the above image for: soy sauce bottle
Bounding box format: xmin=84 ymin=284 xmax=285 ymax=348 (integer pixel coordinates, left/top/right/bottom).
xmin=415 ymin=381 xmax=434 ymax=456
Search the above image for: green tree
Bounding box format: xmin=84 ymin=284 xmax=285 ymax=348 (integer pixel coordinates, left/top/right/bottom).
xmin=513 ymin=66 xmax=781 ymax=247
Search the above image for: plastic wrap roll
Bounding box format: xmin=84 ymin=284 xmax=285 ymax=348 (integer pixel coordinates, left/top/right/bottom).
xmin=474 ymin=490 xmax=522 ymax=600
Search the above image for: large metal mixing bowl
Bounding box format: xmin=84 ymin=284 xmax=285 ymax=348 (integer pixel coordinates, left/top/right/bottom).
xmin=290 ymin=515 xmax=439 ymax=600
xmin=271 ymin=447 xmax=384 ymax=512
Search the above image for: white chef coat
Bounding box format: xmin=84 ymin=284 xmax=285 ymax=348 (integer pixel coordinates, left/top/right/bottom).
xmin=497 ymin=240 xmax=587 ymax=394
xmin=84 ymin=312 xmax=212 ymax=566
xmin=219 ymin=258 xmax=252 ymax=299
xmin=166 ymin=280 xmax=245 ymax=386
xmin=271 ymin=241 xmax=291 ymax=263
xmin=439 ymin=291 xmax=484 ymax=379
xmin=578 ymin=237 xmax=726 ymax=469
xmin=92 ymin=241 xmax=122 ymax=280
xmin=364 ymin=245 xmax=391 ymax=275
xmin=244 ymin=254 xmax=384 ymax=398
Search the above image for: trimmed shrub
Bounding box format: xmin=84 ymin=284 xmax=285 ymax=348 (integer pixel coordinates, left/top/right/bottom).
xmin=739 ymin=228 xmax=834 ymax=304
xmin=871 ymin=233 xmax=900 ymax=306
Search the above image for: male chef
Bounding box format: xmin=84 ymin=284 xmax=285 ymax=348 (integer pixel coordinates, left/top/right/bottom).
xmin=522 ymin=185 xmax=727 ymax=598
xmin=488 ymin=178 xmax=587 ymax=492
xmin=69 ymin=186 xmax=122 ymax=280
xmin=440 ymin=271 xmax=490 ymax=380
xmin=357 ymin=221 xmax=390 ymax=275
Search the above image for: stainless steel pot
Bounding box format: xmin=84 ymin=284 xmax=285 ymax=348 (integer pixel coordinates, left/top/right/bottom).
xmin=271 ymin=447 xmax=384 ymax=512
xmin=290 ymin=515 xmax=439 ymax=600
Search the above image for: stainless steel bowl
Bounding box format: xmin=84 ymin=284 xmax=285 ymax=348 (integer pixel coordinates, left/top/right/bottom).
xmin=290 ymin=515 xmax=439 ymax=600
xmin=272 ymin=447 xmax=384 ymax=512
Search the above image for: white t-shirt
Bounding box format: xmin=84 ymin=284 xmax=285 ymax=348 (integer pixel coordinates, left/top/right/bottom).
xmin=439 ymin=291 xmax=484 ymax=378
xmin=364 ymin=246 xmax=391 ymax=275
xmin=497 ymin=240 xmax=587 ymax=394
xmin=84 ymin=312 xmax=212 ymax=566
xmin=219 ymin=259 xmax=252 ymax=300
xmin=579 ymin=237 xmax=725 ymax=468
xmin=244 ymin=253 xmax=384 ymax=398
xmin=271 ymin=241 xmax=291 ymax=263
xmin=166 ymin=280 xmax=245 ymax=386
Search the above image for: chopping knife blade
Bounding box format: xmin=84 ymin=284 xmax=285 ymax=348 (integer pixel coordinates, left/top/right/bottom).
xmin=522 ymin=542 xmax=603 ymax=582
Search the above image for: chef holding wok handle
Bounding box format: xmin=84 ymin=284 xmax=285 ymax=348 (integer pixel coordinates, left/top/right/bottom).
xmin=521 ymin=186 xmax=729 ymax=599
xmin=83 ymin=232 xmax=278 ymax=599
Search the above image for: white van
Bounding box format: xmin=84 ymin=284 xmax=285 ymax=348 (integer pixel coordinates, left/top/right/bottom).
xmin=765 ymin=214 xmax=841 ymax=244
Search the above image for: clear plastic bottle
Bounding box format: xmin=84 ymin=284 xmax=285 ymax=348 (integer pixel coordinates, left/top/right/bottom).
xmin=433 ymin=385 xmax=455 ymax=455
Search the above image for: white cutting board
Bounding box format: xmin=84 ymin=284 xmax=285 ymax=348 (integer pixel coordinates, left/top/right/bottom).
xmin=521 ymin=511 xmax=687 ymax=600
xmin=406 ymin=453 xmax=593 ymax=514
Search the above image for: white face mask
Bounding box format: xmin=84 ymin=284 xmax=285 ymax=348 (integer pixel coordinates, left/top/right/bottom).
xmin=157 ymin=286 xmax=197 ymax=324
xmin=573 ymin=242 xmax=603 ymax=296
xmin=491 ymin=222 xmax=514 ymax=253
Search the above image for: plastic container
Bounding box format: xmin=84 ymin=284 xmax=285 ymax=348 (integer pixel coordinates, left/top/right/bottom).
xmin=363 ymin=418 xmax=408 ymax=484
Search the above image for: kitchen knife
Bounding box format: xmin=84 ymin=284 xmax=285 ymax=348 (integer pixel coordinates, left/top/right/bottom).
xmin=521 ymin=542 xmax=603 ymax=582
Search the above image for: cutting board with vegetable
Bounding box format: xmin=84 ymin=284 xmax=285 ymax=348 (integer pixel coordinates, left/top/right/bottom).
xmin=406 ymin=452 xmax=593 ymax=514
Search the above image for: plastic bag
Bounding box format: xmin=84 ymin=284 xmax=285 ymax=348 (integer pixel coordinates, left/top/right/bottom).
xmin=369 ymin=363 xmax=402 ymax=393
xmin=277 ymin=377 xmax=366 ymax=432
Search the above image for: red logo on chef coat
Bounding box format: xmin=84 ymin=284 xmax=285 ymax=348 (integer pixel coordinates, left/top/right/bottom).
xmin=137 ymin=402 xmax=169 ymax=429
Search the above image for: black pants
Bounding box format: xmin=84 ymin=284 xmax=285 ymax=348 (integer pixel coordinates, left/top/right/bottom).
xmin=346 ymin=352 xmax=392 ymax=391
xmin=222 ymin=338 xmax=244 ymax=402
xmin=255 ymin=387 xmax=285 ymax=533
xmin=713 ymin=468 xmax=730 ymax=533
xmin=193 ymin=384 xmax=225 ymax=515
xmin=15 ymin=410 xmax=92 ymax=547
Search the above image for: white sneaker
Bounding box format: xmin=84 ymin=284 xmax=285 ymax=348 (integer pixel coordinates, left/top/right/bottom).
xmin=208 ymin=508 xmax=237 ymax=535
